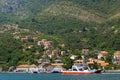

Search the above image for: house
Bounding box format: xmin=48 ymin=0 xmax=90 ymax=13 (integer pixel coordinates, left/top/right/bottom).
xmin=70 ymin=55 xmax=77 ymax=60
xmin=97 ymin=51 xmax=108 ymax=59
xmin=15 ymin=64 xmax=38 ymax=73
xmin=45 ymin=50 xmax=52 ymax=58
xmin=52 ymin=50 xmax=59 ymax=58
xmin=33 ymin=37 xmax=38 ymax=42
xmin=40 ymin=63 xmax=53 ymax=73
xmin=37 ymin=41 xmax=43 ymax=46
xmin=87 ymin=61 xmax=94 ymax=65
xmin=15 ymin=64 xmax=29 ymax=73
xmin=51 ymin=63 xmax=64 ymax=67
xmin=82 ymin=48 xmax=89 ymax=55
xmin=41 ymin=39 xmax=47 ymax=43
xmin=87 ymin=60 xmax=109 ymax=68
xmin=54 ymin=59 xmax=62 ymax=63
xmin=87 ymin=58 xmax=96 ymax=65
xmin=37 ymin=39 xmax=53 ymax=49
xmin=97 ymin=60 xmax=109 ymax=67
xmin=21 ymin=38 xmax=28 ymax=42
xmin=36 ymin=59 xmax=43 ymax=64
xmin=60 ymin=51 xmax=66 ymax=55
xmin=44 ymin=41 xmax=53 ymax=49
xmin=59 ymin=43 xmax=65 ymax=48
xmin=113 ymin=51 xmax=120 ymax=65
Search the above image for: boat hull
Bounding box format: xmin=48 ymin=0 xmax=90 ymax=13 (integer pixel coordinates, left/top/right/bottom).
xmin=62 ymin=71 xmax=93 ymax=74
xmin=94 ymin=70 xmax=102 ymax=73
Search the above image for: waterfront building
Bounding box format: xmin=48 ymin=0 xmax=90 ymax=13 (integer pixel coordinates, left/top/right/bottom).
xmin=113 ymin=51 xmax=120 ymax=65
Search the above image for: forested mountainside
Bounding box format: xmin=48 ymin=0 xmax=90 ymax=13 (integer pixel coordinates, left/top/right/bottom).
xmin=0 ymin=0 xmax=120 ymax=69
xmin=1 ymin=0 xmax=120 ymax=50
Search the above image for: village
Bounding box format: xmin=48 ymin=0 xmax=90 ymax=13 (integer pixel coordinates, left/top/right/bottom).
xmin=1 ymin=37 xmax=120 ymax=73
xmin=0 ymin=24 xmax=120 ymax=73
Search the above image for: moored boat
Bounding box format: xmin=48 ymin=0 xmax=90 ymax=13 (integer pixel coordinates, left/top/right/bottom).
xmin=62 ymin=64 xmax=101 ymax=74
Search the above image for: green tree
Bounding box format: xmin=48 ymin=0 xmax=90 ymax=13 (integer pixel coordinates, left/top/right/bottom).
xmin=62 ymin=56 xmax=73 ymax=69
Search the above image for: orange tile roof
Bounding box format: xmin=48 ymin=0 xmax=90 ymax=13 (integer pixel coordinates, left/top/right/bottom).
xmin=100 ymin=63 xmax=109 ymax=67
xmin=51 ymin=63 xmax=64 ymax=66
xmin=17 ymin=64 xmax=29 ymax=68
xmin=87 ymin=62 xmax=94 ymax=64
xmin=99 ymin=51 xmax=108 ymax=54
xmin=114 ymin=51 xmax=120 ymax=55
xmin=30 ymin=64 xmax=37 ymax=67
xmin=97 ymin=60 xmax=105 ymax=64
xmin=17 ymin=64 xmax=37 ymax=68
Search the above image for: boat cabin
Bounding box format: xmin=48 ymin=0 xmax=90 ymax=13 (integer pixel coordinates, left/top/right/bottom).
xmin=72 ymin=64 xmax=91 ymax=71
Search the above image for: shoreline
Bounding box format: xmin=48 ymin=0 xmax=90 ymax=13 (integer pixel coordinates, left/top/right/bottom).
xmin=105 ymin=70 xmax=120 ymax=72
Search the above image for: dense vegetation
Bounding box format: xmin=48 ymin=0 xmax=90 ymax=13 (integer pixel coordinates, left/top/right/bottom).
xmin=0 ymin=0 xmax=120 ymax=70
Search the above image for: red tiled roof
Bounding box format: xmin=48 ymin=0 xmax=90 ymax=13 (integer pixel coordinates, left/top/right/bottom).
xmin=114 ymin=51 xmax=120 ymax=55
xmin=99 ymin=51 xmax=108 ymax=54
xmin=17 ymin=64 xmax=29 ymax=68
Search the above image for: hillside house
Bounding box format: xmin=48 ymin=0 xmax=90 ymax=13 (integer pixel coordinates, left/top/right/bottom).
xmin=82 ymin=48 xmax=89 ymax=55
xmin=59 ymin=43 xmax=65 ymax=48
xmin=37 ymin=39 xmax=53 ymax=49
xmin=36 ymin=59 xmax=51 ymax=64
xmin=54 ymin=59 xmax=62 ymax=63
xmin=45 ymin=50 xmax=51 ymax=55
xmin=39 ymin=63 xmax=53 ymax=72
xmin=37 ymin=41 xmax=43 ymax=45
xmin=70 ymin=55 xmax=77 ymax=60
xmin=33 ymin=37 xmax=38 ymax=42
xmin=97 ymin=51 xmax=108 ymax=59
xmin=36 ymin=59 xmax=43 ymax=64
xmin=60 ymin=51 xmax=66 ymax=55
xmin=113 ymin=51 xmax=120 ymax=65
xmin=52 ymin=50 xmax=59 ymax=58
xmin=44 ymin=41 xmax=53 ymax=49
xmin=97 ymin=60 xmax=109 ymax=67
xmin=21 ymin=38 xmax=28 ymax=42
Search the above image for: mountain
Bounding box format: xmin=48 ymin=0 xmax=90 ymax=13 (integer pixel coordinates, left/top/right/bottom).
xmin=1 ymin=0 xmax=120 ymax=70
xmin=1 ymin=0 xmax=120 ymax=50
xmin=0 ymin=0 xmax=53 ymax=22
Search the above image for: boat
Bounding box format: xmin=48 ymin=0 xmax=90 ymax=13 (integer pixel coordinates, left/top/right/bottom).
xmin=62 ymin=64 xmax=102 ymax=74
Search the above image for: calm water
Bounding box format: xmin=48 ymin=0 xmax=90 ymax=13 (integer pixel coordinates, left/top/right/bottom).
xmin=0 ymin=73 xmax=120 ymax=80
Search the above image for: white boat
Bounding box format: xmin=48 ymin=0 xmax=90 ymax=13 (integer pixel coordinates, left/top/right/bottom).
xmin=62 ymin=64 xmax=101 ymax=74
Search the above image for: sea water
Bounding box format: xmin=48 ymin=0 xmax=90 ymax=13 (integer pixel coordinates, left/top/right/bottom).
xmin=0 ymin=73 xmax=120 ymax=80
